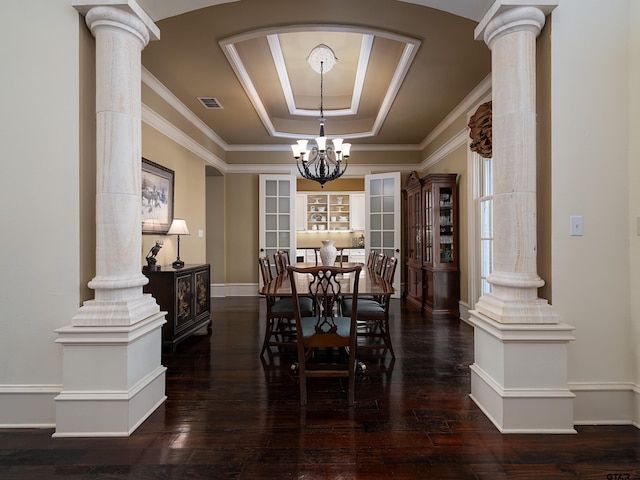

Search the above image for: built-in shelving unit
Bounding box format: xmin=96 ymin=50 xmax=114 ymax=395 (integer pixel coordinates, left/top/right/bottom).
xmin=300 ymin=192 xmax=363 ymax=232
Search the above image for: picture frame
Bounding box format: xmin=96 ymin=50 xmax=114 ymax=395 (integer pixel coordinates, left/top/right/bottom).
xmin=141 ymin=158 xmax=174 ymax=234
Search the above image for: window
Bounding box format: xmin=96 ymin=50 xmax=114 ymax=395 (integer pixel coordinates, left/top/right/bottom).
xmin=477 ymin=155 xmax=493 ymax=295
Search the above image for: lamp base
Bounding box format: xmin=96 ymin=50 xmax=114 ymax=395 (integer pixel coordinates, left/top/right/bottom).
xmin=172 ymin=259 xmax=185 ymax=269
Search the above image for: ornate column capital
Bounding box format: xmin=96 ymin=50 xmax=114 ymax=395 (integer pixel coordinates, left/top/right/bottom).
xmin=475 ymin=1 xmax=558 ymax=49
xmin=73 ymin=1 xmax=159 ymax=45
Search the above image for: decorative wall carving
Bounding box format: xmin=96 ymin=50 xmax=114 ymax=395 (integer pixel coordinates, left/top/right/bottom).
xmin=468 ymin=101 xmax=492 ymax=158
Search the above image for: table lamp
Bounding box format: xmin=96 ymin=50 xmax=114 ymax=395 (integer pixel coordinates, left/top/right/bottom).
xmin=167 ymin=218 xmax=190 ymax=269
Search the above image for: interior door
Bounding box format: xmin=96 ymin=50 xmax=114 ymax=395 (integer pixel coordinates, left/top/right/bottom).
xmin=365 ymin=172 xmax=401 ymax=297
xmin=259 ymin=174 xmax=296 ymax=285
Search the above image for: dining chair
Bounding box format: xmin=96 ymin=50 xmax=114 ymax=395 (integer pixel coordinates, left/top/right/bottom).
xmin=273 ymin=251 xmax=289 ymax=276
xmin=259 ymin=256 xmax=313 ymax=356
xmin=366 ymin=250 xmax=378 ymax=271
xmin=342 ymin=256 xmax=397 ymax=358
xmin=280 ymin=250 xmax=291 ymax=268
xmin=373 ymin=253 xmax=388 ymax=276
xmin=287 ymin=264 xmax=362 ymax=406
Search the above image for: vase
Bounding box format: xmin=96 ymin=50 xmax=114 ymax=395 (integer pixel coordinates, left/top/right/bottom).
xmin=319 ymin=240 xmax=337 ymax=266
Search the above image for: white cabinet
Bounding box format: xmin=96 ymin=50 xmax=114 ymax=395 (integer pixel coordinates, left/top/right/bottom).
xmin=295 ymin=194 xmax=306 ymax=231
xmin=347 ymin=249 xmax=366 ymax=263
xmin=350 ymin=193 xmax=365 ymax=231
xmin=305 ymin=249 xmax=317 ymax=263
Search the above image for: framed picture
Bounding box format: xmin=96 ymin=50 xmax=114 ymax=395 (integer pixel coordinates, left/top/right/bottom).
xmin=141 ymin=158 xmax=174 ymax=234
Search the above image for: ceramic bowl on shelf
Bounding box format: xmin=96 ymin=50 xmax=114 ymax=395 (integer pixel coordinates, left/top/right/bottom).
xmin=317 ymin=206 xmax=325 ymax=212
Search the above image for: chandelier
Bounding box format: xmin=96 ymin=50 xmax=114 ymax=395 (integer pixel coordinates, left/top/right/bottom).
xmin=291 ymin=44 xmax=351 ymax=188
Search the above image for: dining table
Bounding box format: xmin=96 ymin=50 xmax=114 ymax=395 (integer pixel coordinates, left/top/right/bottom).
xmin=259 ymin=262 xmax=395 ymax=298
xmin=259 ymin=262 xmax=395 ymax=377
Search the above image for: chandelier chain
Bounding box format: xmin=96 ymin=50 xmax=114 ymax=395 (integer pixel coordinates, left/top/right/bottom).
xmin=291 ymin=45 xmax=351 ymax=187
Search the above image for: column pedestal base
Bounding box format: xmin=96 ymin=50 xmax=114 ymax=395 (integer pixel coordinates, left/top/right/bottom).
xmin=53 ymin=312 xmax=167 ymax=437
xmin=468 ymin=310 xmax=576 ymax=433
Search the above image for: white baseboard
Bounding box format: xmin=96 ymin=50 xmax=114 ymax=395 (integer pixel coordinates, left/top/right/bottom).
xmin=0 ymin=384 xmax=60 ymax=428
xmin=570 ymin=382 xmax=640 ymax=427
xmin=470 ymin=363 xmax=576 ymax=433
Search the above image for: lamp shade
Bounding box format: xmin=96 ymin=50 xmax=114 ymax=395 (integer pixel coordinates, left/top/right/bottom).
xmin=167 ymin=218 xmax=190 ymax=236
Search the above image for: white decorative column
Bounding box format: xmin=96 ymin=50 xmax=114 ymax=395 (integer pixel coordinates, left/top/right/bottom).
xmin=468 ymin=1 xmax=576 ymax=433
xmin=54 ymin=2 xmax=166 ymax=437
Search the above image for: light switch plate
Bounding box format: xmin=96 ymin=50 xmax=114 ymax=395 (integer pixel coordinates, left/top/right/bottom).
xmin=570 ymin=216 xmax=583 ymax=236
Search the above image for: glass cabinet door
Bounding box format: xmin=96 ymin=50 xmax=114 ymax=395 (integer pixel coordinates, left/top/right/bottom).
xmin=423 ymin=185 xmax=433 ymax=264
xmin=439 ymin=186 xmax=455 ymax=264
xmin=409 ymin=189 xmax=422 ymax=262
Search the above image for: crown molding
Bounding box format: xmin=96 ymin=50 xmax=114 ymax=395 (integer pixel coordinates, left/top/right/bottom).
xmin=142 ymin=63 xmax=491 ymax=173
xmin=420 ymin=73 xmax=492 ymax=150
xmin=142 ymin=104 xmax=228 ymax=173
xmin=142 ymin=67 xmax=229 ymax=150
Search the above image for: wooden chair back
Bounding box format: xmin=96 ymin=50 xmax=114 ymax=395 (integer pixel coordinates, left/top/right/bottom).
xmin=259 ymin=256 xmax=273 ymax=285
xmin=287 ymin=264 xmax=362 ymax=406
xmin=273 ymin=251 xmax=286 ymax=276
xmin=374 ymin=253 xmax=387 ymax=276
xmin=279 ymin=249 xmax=290 ymax=268
xmin=383 ymin=256 xmax=398 ymax=285
xmin=367 ymin=250 xmax=377 ymax=271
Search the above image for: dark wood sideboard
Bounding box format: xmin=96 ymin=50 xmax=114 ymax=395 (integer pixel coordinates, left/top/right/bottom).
xmin=143 ymin=264 xmax=211 ymax=353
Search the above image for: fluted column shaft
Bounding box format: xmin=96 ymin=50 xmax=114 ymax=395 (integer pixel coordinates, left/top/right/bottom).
xmin=73 ymin=3 xmax=160 ymax=325
xmin=474 ymin=3 xmax=558 ymax=323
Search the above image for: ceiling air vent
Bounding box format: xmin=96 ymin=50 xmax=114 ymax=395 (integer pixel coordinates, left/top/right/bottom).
xmin=198 ymin=97 xmax=223 ymax=109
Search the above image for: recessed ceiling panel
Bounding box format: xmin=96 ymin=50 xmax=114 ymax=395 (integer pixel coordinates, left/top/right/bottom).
xmin=278 ymin=31 xmax=361 ymax=110
xmin=220 ymin=25 xmax=421 ymax=139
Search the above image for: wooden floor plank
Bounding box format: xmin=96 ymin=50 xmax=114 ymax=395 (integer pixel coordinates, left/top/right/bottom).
xmin=1 ymin=296 xmax=639 ymax=479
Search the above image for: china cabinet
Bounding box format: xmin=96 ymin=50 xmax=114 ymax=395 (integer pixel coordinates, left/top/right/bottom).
xmin=403 ymin=172 xmax=459 ymax=317
xmin=403 ymin=172 xmax=423 ymax=310
xmin=143 ymin=264 xmax=211 ymax=353
xmin=422 ymin=173 xmax=459 ymax=318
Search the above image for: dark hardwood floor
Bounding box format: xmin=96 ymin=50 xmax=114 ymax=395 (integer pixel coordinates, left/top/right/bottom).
xmin=1 ymin=297 xmax=639 ymax=479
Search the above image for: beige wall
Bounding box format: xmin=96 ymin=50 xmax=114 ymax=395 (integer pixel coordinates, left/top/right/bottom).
xmin=551 ymin=0 xmax=634 ymax=388
xmin=297 ymin=177 xmax=364 ymax=192
xmin=79 ymin=15 xmax=97 ymax=303
xmin=141 ymin=125 xmax=208 ymax=268
xmin=225 ymin=173 xmax=260 ymax=284
xmin=630 ymin=0 xmax=640 ymax=393
xmin=0 ymin=0 xmax=80 ymax=422
xmin=206 ymin=175 xmax=225 ymax=284
xmin=536 ymin=17 xmax=552 ymax=302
